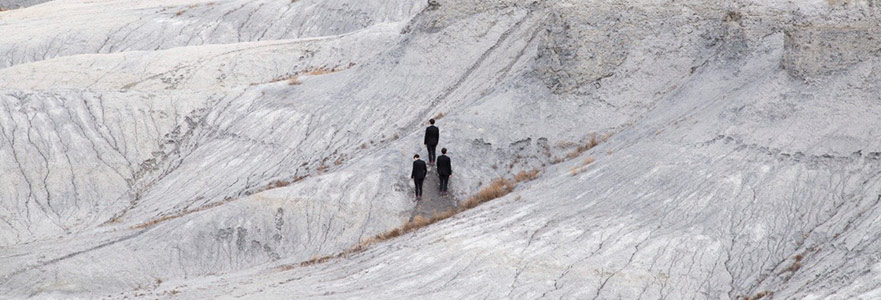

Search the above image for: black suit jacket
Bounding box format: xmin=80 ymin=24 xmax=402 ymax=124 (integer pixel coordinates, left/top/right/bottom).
xmin=411 ymin=159 xmax=427 ymax=180
xmin=436 ymin=155 xmax=452 ymax=176
xmin=424 ymin=125 xmax=439 ymax=145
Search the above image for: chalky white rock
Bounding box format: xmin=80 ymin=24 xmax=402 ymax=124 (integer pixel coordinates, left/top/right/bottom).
xmin=0 ymin=0 xmax=880 ymax=299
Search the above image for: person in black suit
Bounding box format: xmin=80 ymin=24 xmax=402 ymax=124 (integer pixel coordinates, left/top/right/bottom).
xmin=424 ymin=119 xmax=439 ymax=165
xmin=436 ymin=148 xmax=452 ymax=195
xmin=411 ymin=154 xmax=427 ymax=200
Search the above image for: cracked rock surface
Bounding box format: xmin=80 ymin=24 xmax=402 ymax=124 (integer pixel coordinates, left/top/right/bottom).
xmin=1 ymin=0 xmax=880 ymax=299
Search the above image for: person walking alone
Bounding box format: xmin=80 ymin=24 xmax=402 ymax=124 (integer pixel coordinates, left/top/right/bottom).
xmin=424 ymin=119 xmax=439 ymax=166
xmin=411 ymin=154 xmax=427 ymax=200
xmin=436 ymin=148 xmax=452 ymax=195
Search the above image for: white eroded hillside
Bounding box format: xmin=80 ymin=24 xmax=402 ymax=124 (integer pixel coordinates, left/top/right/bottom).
xmin=1 ymin=0 xmax=880 ymax=299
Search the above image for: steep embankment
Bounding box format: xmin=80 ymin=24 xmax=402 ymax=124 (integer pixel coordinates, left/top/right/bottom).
xmin=1 ymin=0 xmax=880 ymax=299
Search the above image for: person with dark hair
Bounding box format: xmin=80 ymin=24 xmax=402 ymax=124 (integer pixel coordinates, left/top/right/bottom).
xmin=436 ymin=148 xmax=452 ymax=195
xmin=424 ymin=119 xmax=439 ymax=166
xmin=411 ymin=154 xmax=427 ymax=200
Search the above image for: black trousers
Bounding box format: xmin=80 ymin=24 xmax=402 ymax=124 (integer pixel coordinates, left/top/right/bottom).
xmin=426 ymin=144 xmax=437 ymax=163
xmin=414 ymin=177 xmax=424 ymax=197
xmin=438 ymin=175 xmax=449 ymax=193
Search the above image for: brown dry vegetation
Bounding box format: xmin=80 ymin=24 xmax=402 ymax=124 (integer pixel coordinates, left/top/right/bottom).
xmin=738 ymin=290 xmax=774 ymax=300
xmin=260 ymin=74 xmax=301 ymax=85
xmin=280 ymin=168 xmax=543 ymax=271
xmin=254 ymin=175 xmax=307 ymax=194
xmin=570 ymin=157 xmax=595 ymax=176
xmin=461 ymin=178 xmax=516 ymax=209
xmin=317 ymin=163 xmax=329 ymax=174
xmin=287 ymin=76 xmax=302 ymax=85
xmin=556 ymin=132 xmax=606 ymax=164
xmin=433 ymin=112 xmax=445 ymax=120
xmin=779 ymin=254 xmax=804 ymax=274
xmin=307 ymin=68 xmax=335 ymax=76
xmin=565 ymin=133 xmax=599 ymax=159
xmin=266 ymin=179 xmax=291 ymax=189
xmin=514 ymin=169 xmax=540 ymax=182
xmin=333 ymin=156 xmax=346 ymax=166
xmin=259 ymin=64 xmax=356 ymax=86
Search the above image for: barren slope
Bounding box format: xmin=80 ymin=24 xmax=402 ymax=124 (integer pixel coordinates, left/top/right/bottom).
xmin=1 ymin=0 xmax=880 ymax=299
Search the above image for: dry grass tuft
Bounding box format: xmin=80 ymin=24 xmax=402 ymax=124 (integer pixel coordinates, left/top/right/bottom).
xmin=588 ymin=132 xmax=599 ymax=148
xmin=254 ymin=175 xmax=307 ymax=194
xmin=316 ymin=163 xmax=329 ymax=174
xmin=778 ymin=254 xmax=804 ymax=275
xmin=462 ymin=178 xmax=515 ymax=209
xmin=287 ymin=76 xmax=302 ymax=85
xmin=308 ymin=68 xmax=335 ymax=76
xmin=514 ymin=169 xmax=540 ymax=182
xmin=104 ymin=213 xmax=124 ymax=224
xmin=570 ymin=157 xmax=595 ymax=176
xmin=432 ymin=209 xmax=457 ymax=220
xmin=556 ymin=140 xmax=577 ymax=148
xmin=266 ymin=180 xmax=291 ymax=189
xmin=277 ymin=264 xmax=296 ymax=271
xmin=561 ymin=133 xmax=604 ymax=161
xmin=738 ymin=290 xmax=774 ymax=300
xmin=584 ymin=157 xmax=595 ymax=165
xmin=259 ymin=74 xmax=302 ymax=86
xmin=433 ymin=112 xmax=445 ymax=120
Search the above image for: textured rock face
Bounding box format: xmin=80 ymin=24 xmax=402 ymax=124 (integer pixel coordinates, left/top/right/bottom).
xmin=1 ymin=0 xmax=881 ymax=299
xmin=784 ymin=25 xmax=881 ymax=78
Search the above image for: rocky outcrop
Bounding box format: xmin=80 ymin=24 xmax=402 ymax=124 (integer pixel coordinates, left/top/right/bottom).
xmin=784 ymin=25 xmax=881 ymax=78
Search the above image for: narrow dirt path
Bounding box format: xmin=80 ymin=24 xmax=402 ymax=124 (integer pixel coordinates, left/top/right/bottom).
xmin=410 ymin=167 xmax=457 ymax=221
